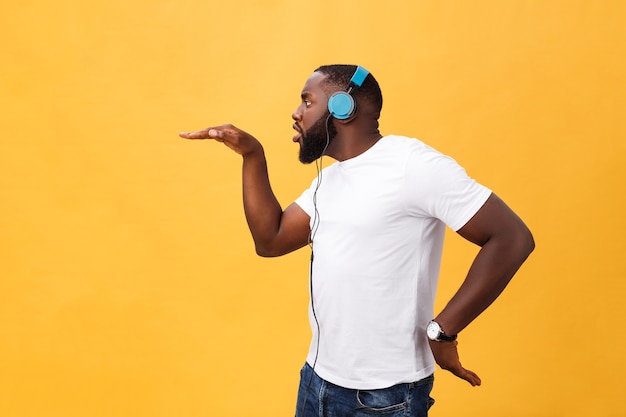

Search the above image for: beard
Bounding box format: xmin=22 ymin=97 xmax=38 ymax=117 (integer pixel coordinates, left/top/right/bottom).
xmin=298 ymin=113 xmax=337 ymax=164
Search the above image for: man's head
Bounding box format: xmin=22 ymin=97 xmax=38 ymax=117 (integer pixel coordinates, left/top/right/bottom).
xmin=314 ymin=64 xmax=383 ymax=120
xmin=292 ymin=65 xmax=383 ymax=163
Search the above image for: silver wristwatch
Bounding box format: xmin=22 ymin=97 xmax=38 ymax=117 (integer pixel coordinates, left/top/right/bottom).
xmin=426 ymin=320 xmax=457 ymax=342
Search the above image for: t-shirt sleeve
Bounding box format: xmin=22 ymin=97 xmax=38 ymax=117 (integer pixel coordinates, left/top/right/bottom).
xmin=404 ymin=144 xmax=491 ymax=231
xmin=294 ymin=178 xmax=316 ymax=218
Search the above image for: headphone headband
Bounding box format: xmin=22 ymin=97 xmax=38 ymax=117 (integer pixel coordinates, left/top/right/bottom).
xmin=349 ymin=66 xmax=370 ymax=89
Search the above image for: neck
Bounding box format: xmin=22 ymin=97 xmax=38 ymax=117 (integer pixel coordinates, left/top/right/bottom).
xmin=325 ymin=129 xmax=383 ymax=162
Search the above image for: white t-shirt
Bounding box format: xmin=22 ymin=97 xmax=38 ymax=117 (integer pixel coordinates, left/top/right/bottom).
xmin=294 ymin=135 xmax=491 ymax=389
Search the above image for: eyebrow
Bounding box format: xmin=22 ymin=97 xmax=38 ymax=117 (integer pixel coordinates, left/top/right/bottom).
xmin=301 ymin=92 xmax=312 ymax=100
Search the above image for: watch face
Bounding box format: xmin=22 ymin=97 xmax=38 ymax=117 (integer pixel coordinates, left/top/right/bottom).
xmin=426 ymin=321 xmax=440 ymax=340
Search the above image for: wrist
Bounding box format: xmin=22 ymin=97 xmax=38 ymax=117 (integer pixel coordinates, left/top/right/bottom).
xmin=241 ymin=145 xmax=268 ymax=167
xmin=426 ymin=320 xmax=457 ymax=342
xmin=242 ymin=144 xmax=264 ymax=158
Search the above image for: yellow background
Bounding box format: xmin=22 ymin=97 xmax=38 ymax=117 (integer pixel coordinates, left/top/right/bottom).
xmin=1 ymin=1 xmax=624 ymax=416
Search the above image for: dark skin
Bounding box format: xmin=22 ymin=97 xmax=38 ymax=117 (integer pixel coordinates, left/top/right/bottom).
xmin=179 ymin=70 xmax=535 ymax=387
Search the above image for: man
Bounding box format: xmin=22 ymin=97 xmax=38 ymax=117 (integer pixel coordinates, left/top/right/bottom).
xmin=180 ymin=64 xmax=534 ymax=417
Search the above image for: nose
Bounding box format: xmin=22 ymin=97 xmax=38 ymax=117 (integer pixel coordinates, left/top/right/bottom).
xmin=292 ymin=104 xmax=303 ymax=122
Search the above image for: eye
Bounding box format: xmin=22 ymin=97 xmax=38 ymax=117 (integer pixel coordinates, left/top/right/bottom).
xmin=304 ymin=99 xmax=312 ymax=108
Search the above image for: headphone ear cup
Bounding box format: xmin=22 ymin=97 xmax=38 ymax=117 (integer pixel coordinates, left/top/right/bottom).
xmin=328 ymin=92 xmax=355 ymax=120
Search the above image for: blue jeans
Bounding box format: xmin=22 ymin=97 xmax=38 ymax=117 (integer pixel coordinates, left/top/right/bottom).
xmin=295 ymin=363 xmax=435 ymax=417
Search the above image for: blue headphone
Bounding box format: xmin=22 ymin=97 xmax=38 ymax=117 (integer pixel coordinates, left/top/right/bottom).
xmin=327 ymin=66 xmax=370 ymax=120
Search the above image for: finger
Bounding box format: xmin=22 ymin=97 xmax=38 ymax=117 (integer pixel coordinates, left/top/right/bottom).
xmin=208 ymin=128 xmax=224 ymax=139
xmin=457 ymin=368 xmax=481 ymax=387
xmin=179 ymin=128 xmax=221 ymax=140
xmin=179 ymin=130 xmax=208 ymax=139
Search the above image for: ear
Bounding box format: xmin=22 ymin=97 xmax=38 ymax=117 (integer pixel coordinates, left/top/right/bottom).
xmin=333 ymin=109 xmax=358 ymax=125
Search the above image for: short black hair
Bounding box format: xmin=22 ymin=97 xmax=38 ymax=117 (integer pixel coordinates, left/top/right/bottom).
xmin=314 ymin=64 xmax=383 ymax=117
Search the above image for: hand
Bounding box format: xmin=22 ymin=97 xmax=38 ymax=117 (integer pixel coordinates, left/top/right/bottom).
xmin=179 ymin=124 xmax=262 ymax=157
xmin=428 ymin=339 xmax=481 ymax=386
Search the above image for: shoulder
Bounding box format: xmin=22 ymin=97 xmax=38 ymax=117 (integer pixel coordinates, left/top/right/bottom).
xmin=378 ymin=135 xmax=459 ymax=174
xmin=380 ymin=135 xmax=439 ymax=159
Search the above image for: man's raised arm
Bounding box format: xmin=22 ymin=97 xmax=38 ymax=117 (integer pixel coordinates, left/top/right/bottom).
xmin=180 ymin=124 xmax=310 ymax=257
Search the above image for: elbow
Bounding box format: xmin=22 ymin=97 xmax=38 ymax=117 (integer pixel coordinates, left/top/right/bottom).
xmin=256 ymin=249 xmax=279 ymax=258
xmin=253 ymin=234 xmax=306 ymax=258
xmin=255 ymin=245 xmax=274 ymax=258
xmin=518 ymin=225 xmax=536 ymax=260
xmin=254 ymin=242 xmax=282 ymax=258
xmin=527 ymin=230 xmax=536 ymax=255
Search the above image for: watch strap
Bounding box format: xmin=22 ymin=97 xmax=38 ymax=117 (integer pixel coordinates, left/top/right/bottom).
xmin=437 ymin=331 xmax=457 ymax=342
